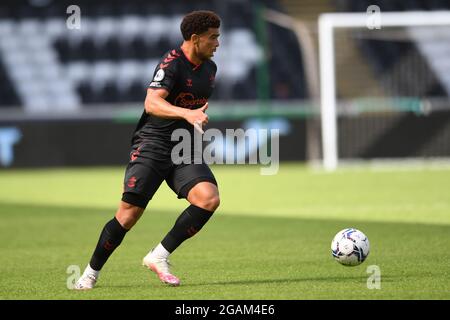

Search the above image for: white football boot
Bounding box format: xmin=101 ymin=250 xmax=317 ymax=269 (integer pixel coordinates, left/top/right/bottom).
xmin=74 ymin=273 xmax=97 ymax=290
xmin=142 ymin=253 xmax=180 ymax=286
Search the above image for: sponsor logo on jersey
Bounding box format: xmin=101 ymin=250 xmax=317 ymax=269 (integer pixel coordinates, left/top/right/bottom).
xmin=174 ymin=92 xmax=208 ymax=109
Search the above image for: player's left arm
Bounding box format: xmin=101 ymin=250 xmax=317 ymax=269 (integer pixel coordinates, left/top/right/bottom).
xmin=145 ymin=88 xmax=209 ymax=132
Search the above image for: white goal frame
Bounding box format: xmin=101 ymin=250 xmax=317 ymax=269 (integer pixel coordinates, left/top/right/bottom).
xmin=318 ymin=11 xmax=450 ymax=171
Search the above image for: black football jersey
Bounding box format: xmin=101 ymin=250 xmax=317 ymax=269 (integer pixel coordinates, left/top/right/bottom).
xmin=131 ymin=48 xmax=217 ymax=155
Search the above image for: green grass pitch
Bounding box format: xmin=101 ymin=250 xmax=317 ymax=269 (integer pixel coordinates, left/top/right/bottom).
xmin=1 ymin=163 xmax=449 ymax=299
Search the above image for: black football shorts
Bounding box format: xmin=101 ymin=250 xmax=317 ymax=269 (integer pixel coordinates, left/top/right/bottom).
xmin=121 ymin=143 xmax=217 ymax=209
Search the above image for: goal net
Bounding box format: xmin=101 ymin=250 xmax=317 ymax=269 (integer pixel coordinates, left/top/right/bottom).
xmin=318 ymin=11 xmax=450 ymax=170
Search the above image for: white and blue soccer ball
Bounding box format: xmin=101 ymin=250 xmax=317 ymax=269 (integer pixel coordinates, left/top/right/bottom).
xmin=331 ymin=228 xmax=370 ymax=266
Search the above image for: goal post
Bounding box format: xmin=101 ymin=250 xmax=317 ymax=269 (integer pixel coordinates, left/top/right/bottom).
xmin=318 ymin=11 xmax=450 ymax=171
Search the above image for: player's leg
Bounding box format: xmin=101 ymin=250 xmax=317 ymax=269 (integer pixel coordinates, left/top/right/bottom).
xmin=143 ymin=163 xmax=219 ymax=286
xmin=87 ymin=201 xmax=145 ymax=272
xmin=158 ymin=181 xmax=219 ymax=253
xmin=75 ymin=157 xmax=166 ymax=290
xmin=74 ymin=202 xmax=144 ymax=290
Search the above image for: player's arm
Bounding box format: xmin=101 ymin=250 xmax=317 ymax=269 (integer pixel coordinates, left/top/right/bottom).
xmin=145 ymin=88 xmax=208 ymax=130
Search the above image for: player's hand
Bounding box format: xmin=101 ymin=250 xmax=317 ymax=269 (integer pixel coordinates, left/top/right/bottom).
xmin=185 ymin=102 xmax=209 ymax=134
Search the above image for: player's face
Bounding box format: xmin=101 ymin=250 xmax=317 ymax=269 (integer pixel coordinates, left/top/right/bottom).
xmin=196 ymin=28 xmax=220 ymax=60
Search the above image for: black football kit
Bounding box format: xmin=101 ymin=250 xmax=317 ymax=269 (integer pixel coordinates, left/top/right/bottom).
xmin=122 ymin=48 xmax=218 ymax=208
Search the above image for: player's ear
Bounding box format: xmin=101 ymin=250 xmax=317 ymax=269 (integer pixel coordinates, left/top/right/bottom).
xmin=191 ymin=34 xmax=200 ymax=45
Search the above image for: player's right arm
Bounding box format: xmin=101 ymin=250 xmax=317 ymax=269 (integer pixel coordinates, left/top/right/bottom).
xmin=145 ymin=88 xmax=209 ymax=129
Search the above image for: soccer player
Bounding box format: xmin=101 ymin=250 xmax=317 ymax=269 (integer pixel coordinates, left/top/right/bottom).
xmin=75 ymin=10 xmax=221 ymax=289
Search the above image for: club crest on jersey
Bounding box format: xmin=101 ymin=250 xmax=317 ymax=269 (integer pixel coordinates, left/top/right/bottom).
xmin=153 ymin=69 xmax=165 ymax=82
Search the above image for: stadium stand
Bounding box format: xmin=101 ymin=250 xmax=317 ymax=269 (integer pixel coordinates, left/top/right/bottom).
xmin=338 ymin=0 xmax=450 ymax=98
xmin=0 ymin=0 xmax=306 ymax=110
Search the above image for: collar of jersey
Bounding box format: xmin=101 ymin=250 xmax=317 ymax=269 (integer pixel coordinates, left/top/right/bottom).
xmin=180 ymin=47 xmax=202 ymax=71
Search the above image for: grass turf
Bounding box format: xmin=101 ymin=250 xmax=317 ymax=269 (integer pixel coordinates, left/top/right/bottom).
xmin=0 ymin=163 xmax=449 ymax=299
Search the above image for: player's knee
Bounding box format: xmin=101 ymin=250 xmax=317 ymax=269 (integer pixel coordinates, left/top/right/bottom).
xmin=115 ymin=211 xmax=139 ymax=230
xmin=198 ymin=193 xmax=220 ymax=212
xmin=115 ymin=201 xmax=144 ymax=229
xmin=207 ymin=194 xmax=220 ymax=212
xmin=188 ymin=182 xmax=220 ymax=212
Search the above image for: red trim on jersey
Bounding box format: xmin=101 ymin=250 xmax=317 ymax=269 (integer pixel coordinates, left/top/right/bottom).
xmin=163 ymin=53 xmax=177 ymax=63
xmin=180 ymin=46 xmax=202 ymax=71
xmin=159 ymin=50 xmax=181 ymax=69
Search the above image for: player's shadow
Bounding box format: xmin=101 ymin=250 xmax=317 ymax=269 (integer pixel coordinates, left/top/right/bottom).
xmin=183 ymin=275 xmax=396 ymax=287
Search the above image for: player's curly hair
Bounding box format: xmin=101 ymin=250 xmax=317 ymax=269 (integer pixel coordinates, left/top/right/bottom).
xmin=180 ymin=10 xmax=221 ymax=41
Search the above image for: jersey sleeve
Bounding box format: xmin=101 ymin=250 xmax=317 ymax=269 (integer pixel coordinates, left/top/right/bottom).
xmin=148 ymin=55 xmax=179 ymax=93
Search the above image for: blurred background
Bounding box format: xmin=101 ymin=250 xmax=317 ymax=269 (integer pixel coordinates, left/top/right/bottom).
xmin=1 ymin=0 xmax=450 ymax=300
xmin=0 ymin=0 xmax=450 ymax=168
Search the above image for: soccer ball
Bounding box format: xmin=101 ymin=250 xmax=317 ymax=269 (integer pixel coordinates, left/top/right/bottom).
xmin=331 ymin=228 xmax=370 ymax=266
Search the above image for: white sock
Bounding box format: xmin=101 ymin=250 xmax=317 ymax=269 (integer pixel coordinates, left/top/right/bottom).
xmin=83 ymin=264 xmax=100 ymax=279
xmin=147 ymin=243 xmax=170 ymax=260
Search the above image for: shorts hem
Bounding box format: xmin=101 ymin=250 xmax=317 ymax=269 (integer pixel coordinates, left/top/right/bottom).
xmin=122 ymin=192 xmax=150 ymax=209
xmin=177 ymin=177 xmax=218 ymax=199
